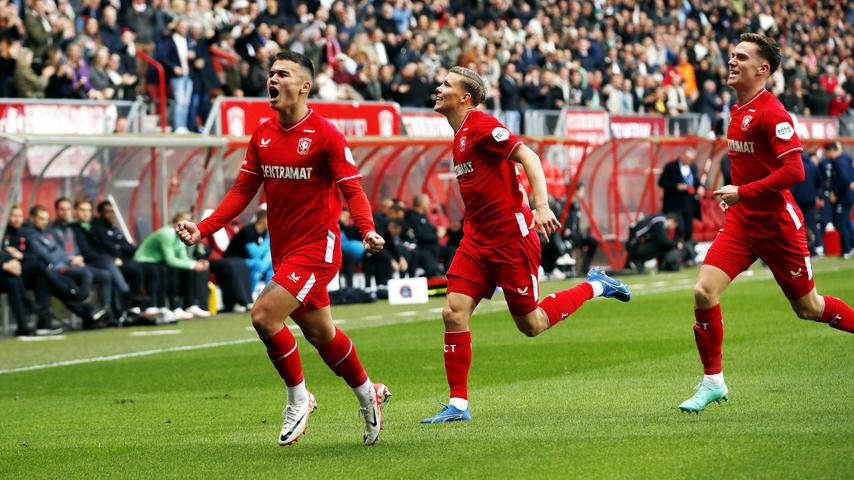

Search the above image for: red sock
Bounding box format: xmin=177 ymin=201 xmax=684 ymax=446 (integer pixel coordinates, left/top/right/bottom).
xmin=261 ymin=326 xmax=304 ymax=387
xmin=316 ymin=327 xmax=368 ymax=388
xmin=820 ymin=296 xmax=854 ymax=333
xmin=444 ymin=330 xmax=472 ymax=400
xmin=693 ymin=305 xmax=724 ymax=375
xmin=539 ymin=283 xmax=594 ymax=328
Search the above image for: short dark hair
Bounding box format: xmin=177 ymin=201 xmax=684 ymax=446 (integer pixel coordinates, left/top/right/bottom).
xmin=739 ymin=33 xmax=781 ymax=74
xmin=96 ymin=200 xmax=112 ymax=215
xmin=29 ymin=205 xmax=48 ymax=217
xmin=274 ymin=50 xmax=315 ymax=80
xmin=54 ymin=197 xmax=71 ymax=209
xmin=74 ymin=199 xmax=92 ymax=209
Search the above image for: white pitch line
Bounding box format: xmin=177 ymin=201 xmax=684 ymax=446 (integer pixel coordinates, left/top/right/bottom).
xmin=2 ymin=264 xmax=847 ymax=376
xmin=428 ymin=307 xmax=444 ymax=314
xmin=17 ymin=335 xmax=67 ymax=342
xmin=130 ymin=330 xmax=182 ymax=337
xmin=0 ymin=338 xmax=258 ymax=374
xmin=395 ymin=311 xmax=418 ymax=317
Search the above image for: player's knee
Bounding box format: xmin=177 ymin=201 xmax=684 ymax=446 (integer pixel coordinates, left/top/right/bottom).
xmin=693 ymin=283 xmax=718 ymax=307
xmin=442 ymin=305 xmax=467 ymax=330
xmin=793 ymin=303 xmax=821 ymax=321
xmin=250 ymin=301 xmax=275 ymax=333
xmin=515 ymin=322 xmax=542 ymax=338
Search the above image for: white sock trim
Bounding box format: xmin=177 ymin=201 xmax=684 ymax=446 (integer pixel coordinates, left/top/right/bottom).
xmin=353 ymin=378 xmax=374 ymax=407
xmin=287 ymin=380 xmax=309 ymax=405
xmin=449 ymin=397 xmax=468 ymax=410
xmin=704 ymin=373 xmax=725 ymax=386
xmin=589 ymin=281 xmax=604 ymax=297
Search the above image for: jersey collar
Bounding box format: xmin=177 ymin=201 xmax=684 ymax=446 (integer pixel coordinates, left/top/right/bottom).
xmin=278 ymin=108 xmax=313 ymax=132
xmin=454 ymin=109 xmax=475 ymax=137
xmin=736 ymin=88 xmax=767 ymax=110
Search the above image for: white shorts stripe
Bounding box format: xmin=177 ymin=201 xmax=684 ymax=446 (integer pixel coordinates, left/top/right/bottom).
xmin=296 ymin=273 xmax=316 ymax=302
xmin=325 ymin=230 xmax=336 ymax=263
xmin=531 ymin=274 xmax=539 ymax=301
xmin=805 ymin=256 xmax=813 ymax=280
xmin=785 ymin=202 xmax=803 ymax=230
xmin=515 ymin=212 xmax=529 ymax=237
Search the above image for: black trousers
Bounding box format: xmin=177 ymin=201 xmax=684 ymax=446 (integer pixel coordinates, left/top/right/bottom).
xmin=0 ymin=272 xmax=29 ymax=334
xmin=140 ymin=262 xmax=169 ymax=308
xmin=209 ymin=258 xmax=252 ymax=309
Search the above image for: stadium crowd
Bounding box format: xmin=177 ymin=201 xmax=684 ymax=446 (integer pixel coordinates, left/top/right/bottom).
xmin=0 ymin=0 xmax=852 ymax=132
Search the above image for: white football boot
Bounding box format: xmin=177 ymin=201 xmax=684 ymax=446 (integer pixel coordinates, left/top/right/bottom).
xmin=278 ymin=391 xmax=317 ymax=446
xmin=361 ymin=383 xmax=392 ymax=446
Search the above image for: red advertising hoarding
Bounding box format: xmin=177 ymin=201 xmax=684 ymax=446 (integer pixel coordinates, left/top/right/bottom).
xmin=610 ymin=115 xmax=667 ymax=138
xmin=219 ymin=99 xmax=401 ymax=137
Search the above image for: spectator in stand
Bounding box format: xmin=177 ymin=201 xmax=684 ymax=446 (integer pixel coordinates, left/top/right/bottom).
xmin=14 ymin=47 xmax=53 ymax=97
xmin=404 ymin=194 xmax=443 ymax=278
xmin=25 ymin=205 xmax=104 ymax=329
xmin=65 ymin=42 xmax=92 ymax=98
xmin=161 ymin=18 xmax=193 ymax=133
xmin=659 ymin=148 xmax=704 ymax=243
xmin=134 ymin=212 xmax=210 ymax=319
xmin=106 ymin=51 xmax=138 ymax=100
xmin=24 ymin=0 xmax=61 ymax=62
xmin=88 ymin=46 xmax=116 ymax=99
xmin=188 ymin=22 xmax=219 ymax=131
xmin=0 ymin=242 xmax=34 ymax=336
xmin=99 ymin=4 xmax=122 ymax=53
xmin=781 ymin=77 xmax=809 ymax=115
xmin=790 ymin=152 xmax=822 ymax=255
xmin=666 ymin=72 xmax=690 ymax=116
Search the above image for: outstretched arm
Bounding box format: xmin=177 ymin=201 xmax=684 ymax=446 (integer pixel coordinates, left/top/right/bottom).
xmin=178 ymin=171 xmax=263 ymax=245
xmin=512 ymin=143 xmax=561 ymax=238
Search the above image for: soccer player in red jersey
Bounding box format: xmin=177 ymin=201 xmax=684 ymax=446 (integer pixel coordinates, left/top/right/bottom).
xmin=421 ymin=67 xmax=631 ymax=423
xmin=176 ymin=51 xmax=391 ymax=445
xmin=679 ymin=34 xmax=854 ymax=413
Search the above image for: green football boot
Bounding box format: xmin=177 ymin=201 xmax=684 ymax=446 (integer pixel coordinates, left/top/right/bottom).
xmin=679 ymin=379 xmax=729 ymax=413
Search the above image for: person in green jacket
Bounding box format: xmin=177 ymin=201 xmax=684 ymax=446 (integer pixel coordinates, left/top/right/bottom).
xmin=134 ymin=212 xmax=210 ymax=320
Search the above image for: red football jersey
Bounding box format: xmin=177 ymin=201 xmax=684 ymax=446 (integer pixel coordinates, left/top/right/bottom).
xmin=726 ymin=89 xmax=804 ymax=237
xmin=453 ymin=110 xmax=532 ymax=248
xmin=200 ymin=109 xmax=362 ymax=267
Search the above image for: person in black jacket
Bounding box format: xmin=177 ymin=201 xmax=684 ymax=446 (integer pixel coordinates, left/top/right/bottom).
xmin=658 ymin=148 xmax=704 ymax=242
xmin=3 ymin=205 xmax=63 ymax=334
xmin=790 ymin=152 xmax=822 ymax=255
xmin=565 ymin=183 xmax=599 ymax=275
xmin=626 ymin=213 xmax=684 ymax=273
xmin=404 ymin=194 xmax=443 ymax=277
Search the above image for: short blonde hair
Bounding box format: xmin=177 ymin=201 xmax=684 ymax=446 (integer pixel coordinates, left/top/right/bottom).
xmin=449 ymin=66 xmax=486 ymax=106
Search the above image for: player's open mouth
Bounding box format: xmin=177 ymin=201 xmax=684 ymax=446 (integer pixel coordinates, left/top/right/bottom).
xmin=269 ymin=87 xmax=280 ymax=99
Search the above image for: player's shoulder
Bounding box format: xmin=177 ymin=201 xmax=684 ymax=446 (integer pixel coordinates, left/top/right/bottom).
xmin=468 ymin=110 xmax=513 ymax=142
xmin=306 ymin=110 xmax=340 ymax=134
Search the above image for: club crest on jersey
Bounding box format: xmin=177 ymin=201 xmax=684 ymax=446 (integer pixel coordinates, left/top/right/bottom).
xmin=298 ymin=138 xmax=312 ymax=155
xmin=459 ymin=136 xmax=467 ymax=151
xmin=741 ymin=115 xmax=752 ymax=131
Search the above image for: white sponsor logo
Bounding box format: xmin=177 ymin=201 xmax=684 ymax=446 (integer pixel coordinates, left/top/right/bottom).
xmin=775 ymin=122 xmax=794 ymax=140
xmin=288 ymin=272 xmax=301 ymax=282
xmin=516 ymin=286 xmax=529 ymax=295
xmin=242 ymin=159 xmax=248 ymax=166
xmin=789 ymin=268 xmax=803 ymax=278
xmin=560 ymin=312 xmax=569 ymax=319
xmin=260 ymin=137 xmax=271 ymax=148
xmin=728 ymin=140 xmax=755 ymax=153
xmin=454 ymin=161 xmax=474 ymax=177
xmin=741 ymin=115 xmax=752 ymax=131
xmin=492 ymin=127 xmax=510 ymax=142
xmin=262 ymin=165 xmax=313 ymax=180
xmin=297 ymin=137 xmax=312 ymax=155
xmin=344 ymin=147 xmax=355 ymax=165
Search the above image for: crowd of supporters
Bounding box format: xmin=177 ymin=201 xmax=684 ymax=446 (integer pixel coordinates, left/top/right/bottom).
xmin=1 ymin=0 xmax=852 ymax=132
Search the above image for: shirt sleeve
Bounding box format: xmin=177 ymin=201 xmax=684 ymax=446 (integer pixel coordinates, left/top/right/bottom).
xmin=765 ymin=107 xmax=803 ymax=159
xmin=326 ymin=127 xmax=363 ymax=183
xmin=476 ymin=115 xmax=523 ymax=162
xmin=197 ymin=137 xmax=263 ymax=237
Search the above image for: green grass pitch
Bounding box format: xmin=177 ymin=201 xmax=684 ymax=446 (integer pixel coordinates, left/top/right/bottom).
xmin=1 ymin=260 xmax=852 ymax=479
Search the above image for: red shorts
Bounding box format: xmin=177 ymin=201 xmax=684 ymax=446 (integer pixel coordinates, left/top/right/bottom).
xmin=271 ymin=260 xmax=339 ymax=317
xmin=703 ymin=212 xmax=814 ymax=300
xmin=446 ymin=232 xmax=541 ymax=316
